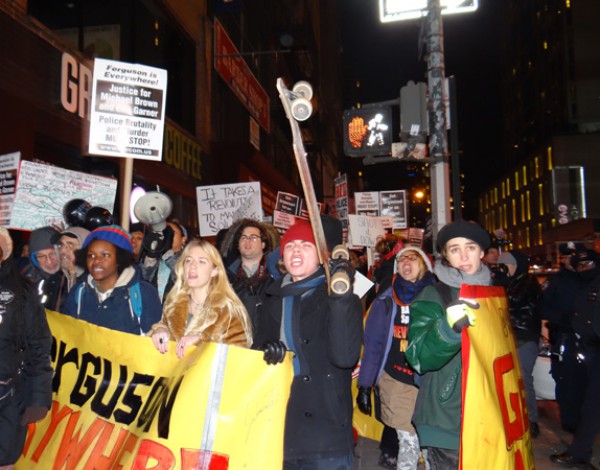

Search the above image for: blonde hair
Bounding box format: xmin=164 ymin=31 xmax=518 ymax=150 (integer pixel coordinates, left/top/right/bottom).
xmin=163 ymin=240 xmax=252 ymax=346
xmin=397 ymin=249 xmax=429 ymax=281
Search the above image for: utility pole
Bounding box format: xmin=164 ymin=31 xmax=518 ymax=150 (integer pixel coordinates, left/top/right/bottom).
xmin=426 ymin=0 xmax=451 ymax=250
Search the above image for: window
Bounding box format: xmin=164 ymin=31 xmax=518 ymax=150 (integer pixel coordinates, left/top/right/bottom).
xmin=515 ymin=171 xmax=520 ymax=191
xmin=535 ymin=156 xmax=540 ymax=179
xmin=547 ymin=146 xmax=553 ymax=170
xmin=506 ymin=178 xmax=511 ymax=196
xmin=522 ymin=165 xmax=527 ymax=186
xmin=512 ymin=199 xmax=517 ymax=226
xmin=538 ymin=184 xmax=544 ymax=215
xmin=526 ymin=191 xmax=531 ymax=221
xmin=520 ymin=194 xmax=525 ymax=222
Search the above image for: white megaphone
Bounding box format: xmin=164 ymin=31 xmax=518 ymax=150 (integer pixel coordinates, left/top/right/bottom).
xmin=133 ymin=191 xmax=173 ymax=233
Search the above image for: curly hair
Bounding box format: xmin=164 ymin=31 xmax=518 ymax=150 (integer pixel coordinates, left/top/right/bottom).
xmin=162 ymin=240 xmax=252 ymax=346
xmin=74 ymin=241 xmax=134 ymax=275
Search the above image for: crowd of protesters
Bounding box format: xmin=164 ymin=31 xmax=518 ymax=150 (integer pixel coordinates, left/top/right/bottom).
xmin=3 ymin=199 xmax=600 ymax=469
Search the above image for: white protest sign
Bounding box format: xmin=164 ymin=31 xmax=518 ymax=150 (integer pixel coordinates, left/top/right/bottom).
xmin=89 ymin=58 xmax=167 ymax=161
xmin=197 ymin=182 xmax=262 ymax=236
xmin=9 ymin=161 xmax=117 ymax=230
xmin=348 ymin=214 xmax=388 ymax=247
xmin=0 ymin=152 xmax=20 ymax=226
xmin=355 ymin=191 xmax=380 ymax=216
xmin=380 ymin=190 xmax=407 ymax=229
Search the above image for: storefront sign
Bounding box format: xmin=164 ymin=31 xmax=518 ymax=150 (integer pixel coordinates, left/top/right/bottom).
xmin=163 ymin=122 xmax=203 ymax=180
xmin=214 ymin=19 xmax=270 ymax=131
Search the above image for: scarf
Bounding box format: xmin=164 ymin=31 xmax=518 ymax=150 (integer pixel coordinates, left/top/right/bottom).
xmin=434 ymin=259 xmax=491 ymax=288
xmin=280 ymin=269 xmax=326 ymax=375
xmin=235 ymin=256 xmax=267 ymax=290
xmin=392 ymin=271 xmax=437 ymax=304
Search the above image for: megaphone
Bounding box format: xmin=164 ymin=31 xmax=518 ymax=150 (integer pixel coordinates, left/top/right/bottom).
xmin=133 ymin=191 xmax=173 ymax=233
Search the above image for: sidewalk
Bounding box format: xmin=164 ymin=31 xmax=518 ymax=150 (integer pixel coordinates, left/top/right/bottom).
xmin=353 ymin=401 xmax=600 ymax=469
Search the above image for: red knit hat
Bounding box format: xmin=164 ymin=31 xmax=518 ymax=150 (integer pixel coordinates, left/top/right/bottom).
xmin=280 ymin=219 xmax=316 ymax=255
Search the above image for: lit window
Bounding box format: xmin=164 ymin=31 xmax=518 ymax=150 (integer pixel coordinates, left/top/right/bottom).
xmin=485 ymin=194 xmax=489 ymax=209
xmin=538 ymin=184 xmax=544 ymax=215
xmin=526 ymin=227 xmax=530 ymax=248
xmin=506 ymin=178 xmax=511 ymax=196
xmin=501 ymin=181 xmax=505 ymax=199
xmin=547 ymin=146 xmax=553 ymax=170
xmin=538 ymin=223 xmax=543 ymax=245
xmin=515 ymin=171 xmax=520 ymax=191
xmin=526 ymin=191 xmax=531 ymax=220
xmin=521 ymin=194 xmax=525 ymax=222
xmin=535 ymin=156 xmax=540 ymax=178
xmin=512 ymin=199 xmax=517 ymax=226
xmin=503 ymin=203 xmax=508 ymax=227
xmin=494 ymin=188 xmax=498 ymax=204
xmin=566 ymin=0 xmax=571 ymax=8
xmin=522 ymin=165 xmax=527 ymax=186
xmin=543 ymin=41 xmax=548 ymax=50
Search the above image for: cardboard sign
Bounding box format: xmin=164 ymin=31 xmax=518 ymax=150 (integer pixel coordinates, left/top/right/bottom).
xmin=197 ymin=182 xmax=262 ymax=236
xmin=348 ymin=214 xmax=388 ymax=247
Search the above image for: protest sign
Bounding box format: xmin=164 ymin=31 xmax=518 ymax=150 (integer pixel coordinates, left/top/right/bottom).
xmin=17 ymin=311 xmax=293 ymax=469
xmin=88 ymin=58 xmax=167 ymax=161
xmin=0 ymin=152 xmax=20 ymax=226
xmin=380 ymin=190 xmax=407 ymax=230
xmin=335 ymin=174 xmax=349 ymax=239
xmin=9 ymin=161 xmax=117 ymax=230
xmin=197 ymin=182 xmax=262 ymax=236
xmin=355 ymin=191 xmax=379 ymax=216
xmin=348 ymin=214 xmax=388 ymax=247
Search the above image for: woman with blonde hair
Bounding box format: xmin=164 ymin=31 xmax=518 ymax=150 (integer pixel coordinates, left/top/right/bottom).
xmin=150 ymin=240 xmax=252 ymax=357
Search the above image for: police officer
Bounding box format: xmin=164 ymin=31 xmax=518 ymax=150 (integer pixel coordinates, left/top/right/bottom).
xmin=551 ymin=248 xmax=600 ymax=468
xmin=0 ymin=228 xmax=52 ymax=468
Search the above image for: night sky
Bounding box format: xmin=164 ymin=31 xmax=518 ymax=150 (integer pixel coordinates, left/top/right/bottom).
xmin=340 ymin=1 xmax=504 ymax=219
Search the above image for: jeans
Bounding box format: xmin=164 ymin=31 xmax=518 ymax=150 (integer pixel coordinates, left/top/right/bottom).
xmin=517 ymin=340 xmax=539 ymax=423
xmin=283 ymin=453 xmax=353 ymax=470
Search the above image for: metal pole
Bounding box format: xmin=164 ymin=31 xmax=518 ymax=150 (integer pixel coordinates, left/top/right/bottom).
xmin=449 ymin=75 xmax=462 ymax=220
xmin=426 ymin=0 xmax=451 ymax=251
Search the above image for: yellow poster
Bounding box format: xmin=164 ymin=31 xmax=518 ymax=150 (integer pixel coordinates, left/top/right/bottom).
xmin=460 ymin=285 xmax=535 ymax=470
xmin=17 ymin=310 xmax=293 ymax=470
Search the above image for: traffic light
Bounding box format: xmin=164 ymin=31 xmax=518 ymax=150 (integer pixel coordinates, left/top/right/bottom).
xmin=343 ymin=106 xmax=392 ymax=157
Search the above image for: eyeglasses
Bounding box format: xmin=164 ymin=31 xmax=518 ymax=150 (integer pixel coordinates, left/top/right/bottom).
xmin=397 ymin=254 xmax=419 ymax=263
xmin=35 ymin=252 xmax=58 ymax=262
xmin=240 ymin=235 xmax=261 ymax=242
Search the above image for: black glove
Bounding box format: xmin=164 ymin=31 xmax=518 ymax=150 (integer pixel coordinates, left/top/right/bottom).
xmin=21 ymin=405 xmax=49 ymax=425
xmin=262 ymin=340 xmax=287 ymax=365
xmin=142 ymin=225 xmax=174 ymax=259
xmin=328 ymin=258 xmax=355 ymax=295
xmin=356 ymin=387 xmax=372 ymax=416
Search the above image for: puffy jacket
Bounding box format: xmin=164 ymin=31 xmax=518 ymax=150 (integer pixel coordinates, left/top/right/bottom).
xmin=406 ymin=283 xmax=462 ymax=450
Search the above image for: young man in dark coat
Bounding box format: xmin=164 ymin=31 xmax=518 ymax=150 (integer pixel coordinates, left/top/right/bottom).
xmin=255 ymin=219 xmax=363 ymax=469
xmin=0 ymin=227 xmax=53 ymax=468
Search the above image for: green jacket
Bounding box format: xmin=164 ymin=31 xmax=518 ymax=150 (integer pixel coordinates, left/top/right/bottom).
xmin=406 ymin=283 xmax=462 ymax=450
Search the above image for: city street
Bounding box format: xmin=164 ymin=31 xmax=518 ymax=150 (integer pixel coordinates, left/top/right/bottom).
xmin=353 ymin=401 xmax=599 ymax=469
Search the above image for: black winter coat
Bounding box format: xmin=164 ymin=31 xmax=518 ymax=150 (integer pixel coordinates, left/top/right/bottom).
xmin=253 ymin=268 xmax=363 ymax=461
xmin=504 ymin=272 xmax=543 ymax=345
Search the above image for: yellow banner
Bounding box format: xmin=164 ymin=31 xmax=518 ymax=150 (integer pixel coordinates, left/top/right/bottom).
xmin=17 ymin=310 xmax=293 ymax=470
xmin=460 ymin=285 xmax=535 ymax=470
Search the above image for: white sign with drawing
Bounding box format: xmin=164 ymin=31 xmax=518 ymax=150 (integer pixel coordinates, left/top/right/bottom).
xmin=197 ymin=182 xmax=262 ymax=237
xmin=348 ymin=214 xmax=388 ymax=247
xmin=9 ymin=161 xmax=117 ymax=230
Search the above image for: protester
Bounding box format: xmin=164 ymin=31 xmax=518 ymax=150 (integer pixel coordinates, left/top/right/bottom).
xmin=406 ymin=219 xmax=491 ymax=468
xmin=495 ymin=250 xmax=542 ymax=438
xmin=543 ymin=242 xmax=586 ymax=434
xmin=20 ymin=226 xmax=60 ymax=288
xmin=149 ymin=240 xmax=252 ymax=357
xmin=219 ymin=218 xmax=280 ymax=334
xmin=129 ymin=222 xmax=145 ymax=259
xmin=42 ymin=226 xmax=89 ymax=312
xmin=62 ymin=225 xmax=162 ymax=335
xmin=0 ymin=227 xmax=52 ymax=468
xmin=550 ymin=248 xmax=600 ymax=468
xmin=357 ymin=246 xmax=436 ymax=469
xmin=254 ymin=218 xmax=363 ymax=469
xmin=139 ymin=219 xmax=188 ymax=303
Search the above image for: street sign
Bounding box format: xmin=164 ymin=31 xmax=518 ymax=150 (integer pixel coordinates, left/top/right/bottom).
xmin=379 ymin=0 xmax=478 ymax=23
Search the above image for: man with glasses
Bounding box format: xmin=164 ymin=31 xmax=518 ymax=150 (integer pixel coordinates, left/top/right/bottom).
xmin=42 ymin=227 xmax=90 ymax=312
xmin=221 ymin=219 xmax=281 ymax=338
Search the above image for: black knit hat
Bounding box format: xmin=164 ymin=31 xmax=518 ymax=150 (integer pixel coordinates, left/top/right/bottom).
xmin=437 ymin=219 xmax=490 ymax=251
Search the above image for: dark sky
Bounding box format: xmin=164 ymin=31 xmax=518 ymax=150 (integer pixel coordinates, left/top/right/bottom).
xmin=339 ymin=1 xmax=504 ymax=218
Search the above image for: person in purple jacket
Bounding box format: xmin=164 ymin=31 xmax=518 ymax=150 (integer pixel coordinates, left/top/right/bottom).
xmin=357 ymin=246 xmax=436 ymax=470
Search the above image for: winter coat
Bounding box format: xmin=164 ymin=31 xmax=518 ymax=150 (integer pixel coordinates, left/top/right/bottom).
xmin=148 ymin=296 xmax=251 ymax=347
xmin=42 ymin=269 xmax=86 ymax=313
xmin=253 ymin=268 xmax=363 ymax=461
xmin=406 ymin=283 xmax=463 ymax=450
xmin=62 ymin=266 xmax=162 ymax=335
xmin=0 ymin=259 xmax=52 ymax=412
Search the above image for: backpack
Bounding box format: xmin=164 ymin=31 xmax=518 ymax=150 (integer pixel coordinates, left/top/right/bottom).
xmin=74 ymin=282 xmax=143 ymax=333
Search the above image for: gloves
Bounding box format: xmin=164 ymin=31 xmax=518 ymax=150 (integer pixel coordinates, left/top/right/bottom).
xmin=356 ymin=387 xmax=372 ymax=416
xmin=142 ymin=225 xmax=174 ymax=259
xmin=328 ymin=257 xmax=355 ymax=295
xmin=262 ymin=340 xmax=287 ymax=365
xmin=446 ymin=298 xmax=480 ymax=333
xmin=21 ymin=405 xmax=49 ymax=425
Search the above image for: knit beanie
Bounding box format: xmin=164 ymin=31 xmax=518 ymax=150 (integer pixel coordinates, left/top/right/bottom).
xmin=82 ymin=225 xmax=133 ymax=253
xmin=29 ymin=226 xmax=59 ymax=267
xmin=51 ymin=226 xmax=90 ymax=246
xmin=437 ymin=219 xmax=490 ymax=251
xmin=0 ymin=227 xmax=13 ymax=261
xmin=280 ymin=219 xmax=316 ymax=255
